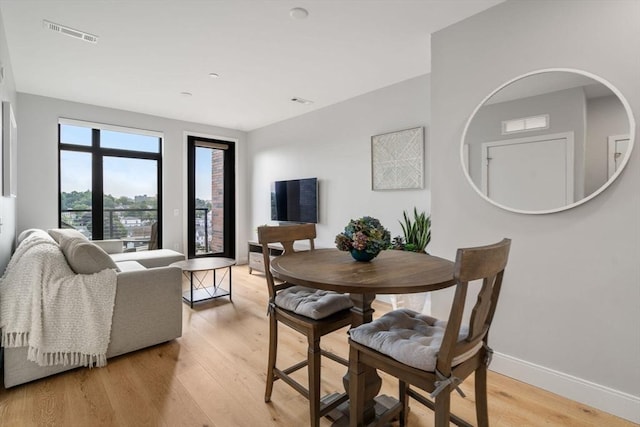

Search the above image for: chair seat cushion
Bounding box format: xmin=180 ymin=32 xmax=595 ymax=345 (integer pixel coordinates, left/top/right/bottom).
xmin=275 ymin=286 xmax=353 ymax=320
xmin=349 ymin=308 xmax=480 ymax=372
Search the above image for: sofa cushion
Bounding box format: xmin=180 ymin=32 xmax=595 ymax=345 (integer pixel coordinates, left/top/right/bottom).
xmin=59 ymin=236 xmax=118 ymax=274
xmin=110 ymin=249 xmax=185 ymax=268
xmin=115 ymin=260 xmax=147 ymax=272
xmin=48 ymin=228 xmax=89 ymax=244
xmin=92 ymin=239 xmax=125 ymax=254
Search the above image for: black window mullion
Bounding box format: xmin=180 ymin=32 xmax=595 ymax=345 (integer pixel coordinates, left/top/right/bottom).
xmin=58 ymin=124 xmax=62 ymax=227
xmin=100 ymin=147 xmax=160 ymax=161
xmin=59 ymin=143 xmax=93 ymax=153
xmin=156 ymin=139 xmax=163 ymax=248
xmin=187 ymin=138 xmax=196 ymax=258
xmin=92 ymin=128 xmax=104 ymax=240
xmin=224 ymin=142 xmax=235 ymax=258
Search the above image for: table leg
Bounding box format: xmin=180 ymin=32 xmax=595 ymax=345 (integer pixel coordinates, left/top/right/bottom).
xmin=190 ymin=271 xmax=194 ymax=309
xmin=229 ymin=266 xmax=233 ymax=301
xmin=342 ymin=293 xmax=381 ymax=425
xmin=349 ymin=293 xmax=376 ymax=326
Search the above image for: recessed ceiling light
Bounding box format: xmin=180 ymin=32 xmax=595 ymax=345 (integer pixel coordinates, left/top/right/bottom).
xmin=291 ymin=97 xmax=313 ymax=105
xmin=180 ymin=91 xmax=193 ymax=97
xmin=289 ymin=7 xmax=309 ymax=20
xmin=209 ymin=73 xmax=220 ymax=78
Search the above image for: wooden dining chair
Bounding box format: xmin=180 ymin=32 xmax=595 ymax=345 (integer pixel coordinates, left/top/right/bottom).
xmin=258 ymin=224 xmax=353 ymax=427
xmin=348 ymin=238 xmax=511 ymax=427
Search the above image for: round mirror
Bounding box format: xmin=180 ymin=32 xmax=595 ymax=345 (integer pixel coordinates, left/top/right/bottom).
xmin=461 ymin=68 xmax=635 ymax=214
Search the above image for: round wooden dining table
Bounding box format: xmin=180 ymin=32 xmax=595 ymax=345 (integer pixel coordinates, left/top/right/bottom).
xmin=270 ymin=248 xmax=456 ymax=426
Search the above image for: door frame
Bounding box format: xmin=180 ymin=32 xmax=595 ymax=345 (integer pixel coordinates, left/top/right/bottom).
xmin=184 ymin=132 xmax=236 ymax=259
xmin=607 ymin=134 xmax=630 ymax=179
xmin=480 ymin=131 xmax=575 ymax=205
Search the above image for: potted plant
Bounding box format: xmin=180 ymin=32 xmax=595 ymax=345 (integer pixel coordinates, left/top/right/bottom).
xmin=392 ymin=207 xmax=431 ymax=253
xmin=391 ymin=208 xmax=431 ymax=312
xmin=335 ymin=216 xmax=391 ymax=262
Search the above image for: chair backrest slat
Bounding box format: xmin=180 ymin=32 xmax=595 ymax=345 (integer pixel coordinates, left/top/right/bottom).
xmin=257 ymin=224 xmax=316 ymax=300
xmin=455 ymin=240 xmax=510 ymax=283
xmin=437 ymin=238 xmax=511 ymax=374
xmin=467 ymin=272 xmax=504 ymax=343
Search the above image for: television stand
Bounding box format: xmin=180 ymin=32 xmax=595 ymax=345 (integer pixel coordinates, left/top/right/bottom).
xmin=248 ymin=241 xmax=284 ymax=275
xmin=247 ymin=240 xmax=312 ymax=275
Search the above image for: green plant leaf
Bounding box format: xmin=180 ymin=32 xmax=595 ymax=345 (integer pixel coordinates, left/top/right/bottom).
xmin=398 ymin=207 xmax=431 ymax=252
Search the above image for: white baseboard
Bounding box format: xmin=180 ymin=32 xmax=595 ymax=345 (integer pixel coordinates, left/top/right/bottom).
xmin=490 ymin=352 xmax=640 ymax=424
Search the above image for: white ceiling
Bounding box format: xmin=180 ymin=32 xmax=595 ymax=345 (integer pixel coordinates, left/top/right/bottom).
xmin=0 ymin=0 xmax=503 ymax=131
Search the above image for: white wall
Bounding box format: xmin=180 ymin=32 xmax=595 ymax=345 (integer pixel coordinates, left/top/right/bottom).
xmin=430 ymin=0 xmax=639 ymax=422
xmin=0 ymin=7 xmax=17 ymax=272
xmin=248 ymin=74 xmax=431 ymax=249
xmin=16 ymin=93 xmax=249 ymax=260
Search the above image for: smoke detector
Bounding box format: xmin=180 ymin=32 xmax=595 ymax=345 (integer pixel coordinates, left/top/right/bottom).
xmin=43 ymin=20 xmax=99 ymax=44
xmin=289 ymin=7 xmax=309 ymax=20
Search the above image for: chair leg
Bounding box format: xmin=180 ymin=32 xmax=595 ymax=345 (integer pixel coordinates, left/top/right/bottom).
xmin=308 ymin=335 xmax=321 ymax=427
xmin=265 ymin=315 xmax=278 ymax=402
xmin=399 ymin=381 xmax=409 ymax=427
xmin=434 ymin=391 xmax=451 ymax=427
xmin=475 ymin=364 xmax=489 ymax=427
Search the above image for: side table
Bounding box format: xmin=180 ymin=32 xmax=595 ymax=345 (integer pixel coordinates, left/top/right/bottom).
xmin=170 ymin=258 xmax=236 ymax=308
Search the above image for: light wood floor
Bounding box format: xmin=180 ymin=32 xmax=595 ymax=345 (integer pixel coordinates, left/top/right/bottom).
xmin=0 ymin=265 xmax=634 ymax=426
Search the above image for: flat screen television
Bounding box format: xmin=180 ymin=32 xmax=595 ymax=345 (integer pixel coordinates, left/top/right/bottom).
xmin=271 ymin=177 xmax=318 ymax=223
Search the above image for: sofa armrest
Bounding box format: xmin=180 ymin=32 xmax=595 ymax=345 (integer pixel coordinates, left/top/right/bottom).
xmin=92 ymin=239 xmax=124 ymax=254
xmin=109 ymin=266 xmax=183 ymax=357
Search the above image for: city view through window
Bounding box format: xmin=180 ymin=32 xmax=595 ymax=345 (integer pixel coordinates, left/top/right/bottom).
xmin=195 ymin=146 xmax=222 ymax=255
xmin=59 ymin=123 xmax=163 ymax=251
xmin=59 ymin=123 xmax=222 ymax=254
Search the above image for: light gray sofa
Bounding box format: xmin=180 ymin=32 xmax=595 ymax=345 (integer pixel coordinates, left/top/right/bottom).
xmin=2 ymin=229 xmax=185 ymax=388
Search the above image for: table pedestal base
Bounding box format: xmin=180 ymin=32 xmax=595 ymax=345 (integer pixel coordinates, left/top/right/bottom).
xmin=324 ymin=394 xmax=400 ymax=427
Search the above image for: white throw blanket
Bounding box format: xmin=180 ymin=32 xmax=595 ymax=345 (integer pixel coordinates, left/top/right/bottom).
xmin=0 ymin=231 xmax=117 ymax=367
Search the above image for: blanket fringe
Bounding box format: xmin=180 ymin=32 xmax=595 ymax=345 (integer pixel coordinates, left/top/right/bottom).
xmin=27 ymin=347 xmax=107 ymax=368
xmin=1 ymin=331 xmax=29 ymax=348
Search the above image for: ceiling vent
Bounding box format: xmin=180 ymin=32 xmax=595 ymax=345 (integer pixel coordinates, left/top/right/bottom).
xmin=43 ymin=20 xmax=98 ymax=44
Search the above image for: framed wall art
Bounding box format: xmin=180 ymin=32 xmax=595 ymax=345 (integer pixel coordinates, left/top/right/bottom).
xmin=371 ymin=126 xmax=424 ymax=190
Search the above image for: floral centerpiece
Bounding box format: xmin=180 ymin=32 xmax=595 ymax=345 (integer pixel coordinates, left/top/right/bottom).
xmin=335 ymin=216 xmax=391 ymax=262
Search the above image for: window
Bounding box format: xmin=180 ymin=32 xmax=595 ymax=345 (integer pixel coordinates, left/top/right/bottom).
xmin=187 ymin=136 xmax=235 ymax=258
xmin=502 ymin=114 xmax=549 ymax=134
xmin=59 ymin=119 xmax=162 ymax=250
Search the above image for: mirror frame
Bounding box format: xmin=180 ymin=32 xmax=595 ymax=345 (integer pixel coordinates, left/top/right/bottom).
xmin=460 ymin=68 xmax=636 ymax=214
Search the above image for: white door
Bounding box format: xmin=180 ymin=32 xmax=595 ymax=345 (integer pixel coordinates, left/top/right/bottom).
xmin=607 ymin=134 xmax=630 ymax=178
xmin=481 ymin=132 xmax=574 ymax=211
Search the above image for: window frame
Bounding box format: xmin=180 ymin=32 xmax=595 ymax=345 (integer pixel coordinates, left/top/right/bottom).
xmin=186 ymin=135 xmax=236 ymax=259
xmin=58 ymin=120 xmax=163 ymax=245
